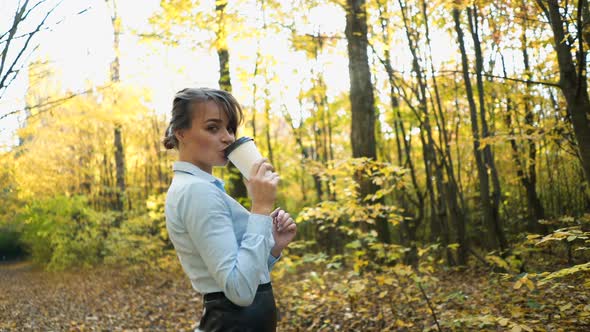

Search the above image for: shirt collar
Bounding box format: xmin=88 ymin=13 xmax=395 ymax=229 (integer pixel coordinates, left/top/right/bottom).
xmin=173 ymin=161 xmax=225 ymax=187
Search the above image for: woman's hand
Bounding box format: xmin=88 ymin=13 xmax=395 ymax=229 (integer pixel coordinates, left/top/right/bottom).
xmin=247 ymin=158 xmax=279 ymax=215
xmin=270 ymin=208 xmax=297 ymax=257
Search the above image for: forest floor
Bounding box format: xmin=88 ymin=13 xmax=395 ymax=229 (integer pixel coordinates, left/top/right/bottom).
xmin=1 ymin=259 xmax=589 ymax=331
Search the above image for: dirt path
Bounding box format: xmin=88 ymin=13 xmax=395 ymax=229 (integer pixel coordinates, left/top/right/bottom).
xmin=0 ymin=261 xmax=201 ymax=331
xmin=2 ymin=260 xmax=590 ymax=331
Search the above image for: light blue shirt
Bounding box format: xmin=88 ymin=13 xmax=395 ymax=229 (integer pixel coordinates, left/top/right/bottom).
xmin=165 ymin=161 xmax=280 ymax=307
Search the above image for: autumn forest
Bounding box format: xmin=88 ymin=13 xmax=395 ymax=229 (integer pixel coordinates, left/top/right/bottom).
xmin=1 ymin=0 xmax=590 ymax=331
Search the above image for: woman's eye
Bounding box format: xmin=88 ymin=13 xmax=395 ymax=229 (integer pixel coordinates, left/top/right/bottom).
xmin=208 ymin=126 xmax=218 ymax=131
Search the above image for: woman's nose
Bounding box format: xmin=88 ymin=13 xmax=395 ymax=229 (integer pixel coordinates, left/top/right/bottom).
xmin=222 ymin=129 xmax=235 ymax=143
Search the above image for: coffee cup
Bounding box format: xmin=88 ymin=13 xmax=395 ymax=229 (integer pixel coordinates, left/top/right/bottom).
xmin=224 ymin=137 xmax=264 ymax=180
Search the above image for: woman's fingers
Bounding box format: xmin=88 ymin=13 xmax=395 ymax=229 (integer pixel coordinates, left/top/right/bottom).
xmin=250 ymin=158 xmax=267 ymax=179
xmin=269 ymin=172 xmax=280 ymax=186
xmin=277 ymin=211 xmax=289 ymax=220
xmin=272 ymin=209 xmax=296 ymax=232
xmin=276 ymin=211 xmax=286 ymax=229
xmin=256 ymin=161 xmax=275 ymax=178
xmin=270 ymin=207 xmax=281 ymax=218
xmin=278 ymin=217 xmax=294 ymax=232
xmin=279 ymin=213 xmax=290 ymax=229
xmin=250 ymin=158 xmax=278 ymax=180
xmin=285 ymin=222 xmax=297 ymax=233
xmin=273 ymin=210 xmax=284 ymax=230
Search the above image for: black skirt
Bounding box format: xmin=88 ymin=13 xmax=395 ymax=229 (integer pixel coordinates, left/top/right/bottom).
xmin=198 ymin=283 xmax=277 ymax=332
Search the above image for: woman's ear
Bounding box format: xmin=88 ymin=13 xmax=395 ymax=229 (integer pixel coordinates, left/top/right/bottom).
xmin=175 ymin=129 xmax=185 ymax=144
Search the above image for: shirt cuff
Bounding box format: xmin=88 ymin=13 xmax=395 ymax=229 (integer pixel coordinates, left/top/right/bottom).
xmin=268 ymin=252 xmax=281 ymax=269
xmin=270 ymin=252 xmax=281 ymax=261
xmin=247 ymin=214 xmax=272 ymax=236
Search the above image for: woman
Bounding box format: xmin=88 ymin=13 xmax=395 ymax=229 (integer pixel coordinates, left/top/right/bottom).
xmin=163 ymin=88 xmax=297 ymax=332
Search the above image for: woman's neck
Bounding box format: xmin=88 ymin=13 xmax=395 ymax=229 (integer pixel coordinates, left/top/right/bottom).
xmin=178 ymin=154 xmax=212 ymax=174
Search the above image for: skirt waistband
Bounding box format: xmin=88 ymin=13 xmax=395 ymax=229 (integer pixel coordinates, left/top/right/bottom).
xmin=203 ymin=282 xmax=272 ymax=302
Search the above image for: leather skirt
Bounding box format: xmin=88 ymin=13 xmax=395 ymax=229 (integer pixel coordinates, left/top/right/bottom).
xmin=198 ymin=283 xmax=277 ymax=332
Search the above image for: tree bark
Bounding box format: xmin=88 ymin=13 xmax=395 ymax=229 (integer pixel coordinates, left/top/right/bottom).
xmin=381 ymin=57 xmax=424 ymax=261
xmin=422 ymin=0 xmax=465 ymax=265
xmin=466 ymin=6 xmax=507 ymax=251
xmin=215 ymin=1 xmax=248 ymax=203
xmin=345 ymin=0 xmax=390 ymax=243
xmin=453 ymin=7 xmax=500 ymax=251
xmin=263 ymin=85 xmax=274 ymax=165
xmin=503 ymin=3 xmax=547 ymax=233
xmin=107 ymin=0 xmax=126 ymax=213
xmin=536 ymin=0 xmax=590 ymax=197
xmin=397 ymin=0 xmax=440 ymax=243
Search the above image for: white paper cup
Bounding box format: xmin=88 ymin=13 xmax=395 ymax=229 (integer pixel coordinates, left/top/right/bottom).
xmin=224 ymin=137 xmax=264 ymax=180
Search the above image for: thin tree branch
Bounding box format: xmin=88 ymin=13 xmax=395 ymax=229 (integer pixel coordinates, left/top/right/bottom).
xmin=437 ymin=69 xmax=560 ymax=88
xmin=417 ymin=281 xmax=442 ymax=332
xmin=1 ymin=1 xmax=29 ymax=80
xmin=0 ymin=1 xmax=62 ymax=91
xmin=1 ymin=7 xmax=88 ymax=45
xmin=369 ymin=42 xmax=560 ymax=89
xmin=0 ymin=84 xmax=113 ymax=122
xmin=535 ymin=0 xmax=550 ymax=19
xmin=21 ymin=0 xmax=48 ymax=21
xmin=0 ymin=44 xmax=39 ymax=100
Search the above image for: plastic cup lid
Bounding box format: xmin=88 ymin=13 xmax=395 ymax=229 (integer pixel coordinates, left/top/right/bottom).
xmin=224 ymin=136 xmax=254 ymax=157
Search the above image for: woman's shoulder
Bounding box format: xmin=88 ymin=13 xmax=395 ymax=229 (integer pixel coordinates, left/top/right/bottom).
xmin=175 ymin=176 xmax=219 ymax=194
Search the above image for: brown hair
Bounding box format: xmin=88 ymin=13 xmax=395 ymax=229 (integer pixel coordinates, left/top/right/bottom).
xmin=163 ymin=88 xmax=243 ymax=150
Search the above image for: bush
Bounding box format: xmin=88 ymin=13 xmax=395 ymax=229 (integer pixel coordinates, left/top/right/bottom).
xmin=17 ymin=195 xmax=109 ymax=270
xmin=0 ymin=225 xmax=25 ymax=260
xmin=104 ymin=193 xmax=176 ymax=273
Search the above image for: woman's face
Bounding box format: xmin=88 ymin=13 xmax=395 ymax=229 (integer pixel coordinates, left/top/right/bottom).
xmin=177 ymin=101 xmax=236 ymax=173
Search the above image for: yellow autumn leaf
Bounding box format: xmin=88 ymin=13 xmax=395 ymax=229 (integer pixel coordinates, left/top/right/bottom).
xmin=525 ymin=279 xmax=535 ymax=291
xmin=510 ymin=306 xmax=523 ymax=318
xmin=395 ymin=319 xmax=413 ymax=327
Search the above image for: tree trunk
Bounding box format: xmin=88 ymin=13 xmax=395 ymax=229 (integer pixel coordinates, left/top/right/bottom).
xmin=422 ymin=0 xmax=464 ymax=264
xmin=536 ymin=0 xmax=590 ymax=196
xmin=398 ymin=0 xmax=450 ymax=260
xmin=283 ymin=99 xmax=310 ymax=203
xmin=108 ymin=0 xmax=126 ymax=213
xmin=375 ymin=0 xmax=424 ymax=258
xmin=453 ymin=7 xmax=499 ymax=251
xmin=318 ymin=75 xmax=336 ymax=200
xmin=310 ymin=69 xmax=333 ymax=200
xmin=311 ymin=117 xmax=324 ymax=201
xmin=263 ymin=85 xmax=274 ymax=165
xmin=503 ymin=4 xmax=547 ymax=233
xmin=152 ymin=116 xmax=166 ymax=193
xmin=215 ymin=1 xmax=248 ymax=203
xmin=345 ymin=0 xmax=390 ymax=243
xmin=251 ymin=48 xmax=260 ymax=140
xmin=113 ymin=127 xmax=125 ymax=211
xmin=466 ymin=6 xmax=507 ymax=251
xmin=503 ymin=81 xmax=547 ymax=233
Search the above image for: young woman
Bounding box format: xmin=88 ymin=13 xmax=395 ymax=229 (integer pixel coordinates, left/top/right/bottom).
xmin=163 ymin=88 xmax=297 ymax=332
